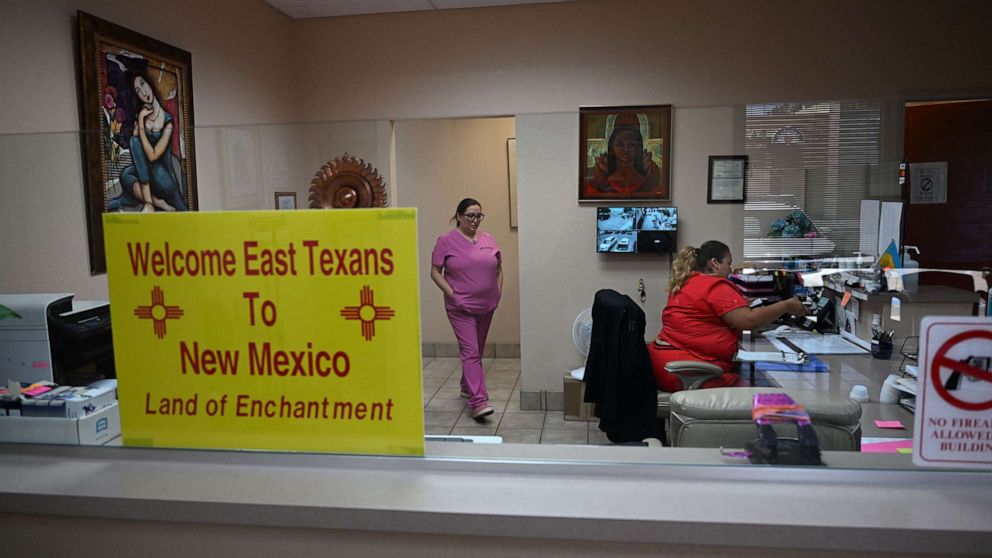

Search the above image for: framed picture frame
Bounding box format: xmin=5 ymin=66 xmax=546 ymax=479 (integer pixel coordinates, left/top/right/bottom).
xmin=274 ymin=191 xmax=297 ymax=210
xmin=707 ymin=155 xmax=747 ymax=203
xmin=506 ymin=138 xmax=518 ymax=229
xmin=77 ymin=11 xmax=198 ymax=274
xmin=579 ymin=105 xmax=672 ymax=202
xmin=221 ymin=126 xmax=263 ymax=209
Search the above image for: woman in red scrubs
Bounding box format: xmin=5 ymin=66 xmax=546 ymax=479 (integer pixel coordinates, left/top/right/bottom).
xmin=649 ymin=241 xmax=807 ymax=392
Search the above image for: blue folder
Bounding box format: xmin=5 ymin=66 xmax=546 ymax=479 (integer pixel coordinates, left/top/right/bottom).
xmin=754 ymin=355 xmax=828 ymax=373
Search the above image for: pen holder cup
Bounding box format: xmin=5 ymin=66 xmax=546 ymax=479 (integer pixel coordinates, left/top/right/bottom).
xmin=871 ymin=339 xmax=893 ymax=360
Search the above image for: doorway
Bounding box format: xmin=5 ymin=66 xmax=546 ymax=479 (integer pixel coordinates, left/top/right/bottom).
xmin=902 ymin=99 xmax=992 ymax=277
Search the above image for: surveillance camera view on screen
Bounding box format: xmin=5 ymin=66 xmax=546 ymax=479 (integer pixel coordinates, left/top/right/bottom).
xmin=597 ymin=207 xmax=677 ymax=253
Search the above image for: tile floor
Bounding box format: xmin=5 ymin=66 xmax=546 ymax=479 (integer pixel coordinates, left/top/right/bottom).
xmin=422 ymin=356 xmax=612 ymax=445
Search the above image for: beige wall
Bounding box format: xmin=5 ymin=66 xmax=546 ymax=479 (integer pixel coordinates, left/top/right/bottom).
xmin=0 ymin=0 xmax=296 ymax=134
xmin=194 ymin=119 xmax=393 ymax=213
xmin=289 ymin=0 xmax=992 ymax=390
xmin=292 ymin=0 xmax=992 ymax=121
xmin=395 ymin=118 xmax=519 ymax=345
xmin=0 ymin=0 xmax=295 ymax=298
xmin=3 ymin=0 xmax=991 ymax=388
xmin=517 ymin=108 xmax=742 ymax=390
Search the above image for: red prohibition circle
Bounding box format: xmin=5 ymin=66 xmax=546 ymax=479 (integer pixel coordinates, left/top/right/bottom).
xmin=930 ymin=330 xmax=992 ymax=411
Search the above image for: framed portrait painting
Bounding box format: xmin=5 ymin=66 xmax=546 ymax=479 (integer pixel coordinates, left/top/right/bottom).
xmin=506 ymin=138 xmax=518 ymax=229
xmin=77 ymin=11 xmax=197 ymax=273
xmin=579 ymin=105 xmax=672 ymax=202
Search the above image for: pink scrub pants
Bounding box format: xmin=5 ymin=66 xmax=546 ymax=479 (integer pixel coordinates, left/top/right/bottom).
xmin=446 ymin=309 xmax=494 ymax=409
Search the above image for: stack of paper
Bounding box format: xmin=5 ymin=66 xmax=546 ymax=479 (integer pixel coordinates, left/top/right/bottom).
xmin=899 ymin=397 xmax=916 ymax=413
xmin=895 ymin=377 xmax=918 ymax=395
xmin=21 ymin=384 xmax=117 ymax=419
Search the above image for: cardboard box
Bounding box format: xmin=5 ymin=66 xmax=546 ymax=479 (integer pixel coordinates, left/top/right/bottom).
xmin=563 ymin=375 xmax=596 ymax=421
xmin=0 ymin=402 xmax=120 ymax=445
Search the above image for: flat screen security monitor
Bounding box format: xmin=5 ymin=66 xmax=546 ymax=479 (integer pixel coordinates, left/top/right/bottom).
xmin=596 ymin=207 xmax=677 ymax=253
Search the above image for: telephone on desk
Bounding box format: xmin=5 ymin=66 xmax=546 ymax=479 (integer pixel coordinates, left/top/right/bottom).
xmin=754 ymin=293 xmax=836 ymax=334
xmin=786 ymin=294 xmax=835 ymax=334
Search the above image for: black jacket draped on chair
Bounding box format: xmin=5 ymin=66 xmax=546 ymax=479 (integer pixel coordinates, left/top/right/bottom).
xmin=582 ymin=289 xmax=658 ymax=443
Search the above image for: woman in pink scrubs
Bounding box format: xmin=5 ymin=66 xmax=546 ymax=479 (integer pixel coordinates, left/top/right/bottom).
xmin=430 ymin=198 xmax=503 ymax=419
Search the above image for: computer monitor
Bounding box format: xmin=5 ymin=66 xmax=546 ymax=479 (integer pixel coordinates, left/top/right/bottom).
xmin=596 ymin=207 xmax=677 ymax=254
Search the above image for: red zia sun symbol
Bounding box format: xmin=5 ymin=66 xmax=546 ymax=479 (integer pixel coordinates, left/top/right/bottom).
xmin=134 ymin=286 xmax=184 ymax=339
xmin=340 ymin=285 xmax=395 ymax=341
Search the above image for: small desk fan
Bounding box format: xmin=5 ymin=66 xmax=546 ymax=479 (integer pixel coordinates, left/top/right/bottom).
xmin=572 ymin=307 xmax=593 ymax=359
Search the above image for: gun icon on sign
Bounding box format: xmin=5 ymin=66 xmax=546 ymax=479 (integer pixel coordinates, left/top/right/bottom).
xmin=944 ymin=356 xmax=992 ymax=391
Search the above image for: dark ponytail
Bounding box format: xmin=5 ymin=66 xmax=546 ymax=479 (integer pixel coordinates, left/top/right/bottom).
xmin=449 ymin=197 xmax=482 ymax=225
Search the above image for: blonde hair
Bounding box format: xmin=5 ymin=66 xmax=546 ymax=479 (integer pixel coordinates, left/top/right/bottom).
xmin=668 ymin=246 xmax=698 ymax=294
xmin=667 ymin=240 xmax=731 ymax=294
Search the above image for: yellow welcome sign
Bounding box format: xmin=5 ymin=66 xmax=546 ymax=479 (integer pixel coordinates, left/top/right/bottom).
xmin=103 ymin=209 xmax=424 ymax=456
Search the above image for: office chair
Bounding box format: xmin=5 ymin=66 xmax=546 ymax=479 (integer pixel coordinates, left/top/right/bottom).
xmin=649 ymin=307 xmax=727 ymax=444
xmin=667 ymin=387 xmax=863 ymax=450
xmin=656 ymin=353 xmax=862 ymax=450
xmin=583 ymin=289 xmax=725 ymax=444
xmin=655 ymin=360 xmax=724 ymax=441
xmin=649 ymin=335 xmax=862 ymax=450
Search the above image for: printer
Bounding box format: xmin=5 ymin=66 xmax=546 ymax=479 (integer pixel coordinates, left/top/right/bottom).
xmin=0 ymin=294 xmax=115 ymax=385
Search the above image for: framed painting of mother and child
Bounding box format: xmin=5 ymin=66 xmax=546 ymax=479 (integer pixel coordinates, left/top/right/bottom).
xmin=77 ymin=11 xmax=198 ymax=273
xmin=579 ymin=105 xmax=672 ymax=202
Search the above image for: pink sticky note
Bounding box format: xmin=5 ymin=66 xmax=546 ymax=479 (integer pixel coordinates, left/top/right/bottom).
xmin=862 ymin=439 xmax=913 ymax=453
xmin=874 ymin=420 xmax=905 ymax=429
xmin=22 ymin=385 xmax=53 ymax=397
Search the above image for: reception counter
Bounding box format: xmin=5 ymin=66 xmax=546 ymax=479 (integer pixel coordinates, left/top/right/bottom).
xmin=0 ymin=441 xmax=990 ymax=556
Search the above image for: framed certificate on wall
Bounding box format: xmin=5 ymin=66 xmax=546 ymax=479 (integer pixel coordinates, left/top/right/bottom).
xmin=707 ymin=155 xmax=747 ymax=203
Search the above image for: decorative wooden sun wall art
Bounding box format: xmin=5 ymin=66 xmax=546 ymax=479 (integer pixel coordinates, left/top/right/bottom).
xmin=308 ymin=153 xmax=389 ymax=209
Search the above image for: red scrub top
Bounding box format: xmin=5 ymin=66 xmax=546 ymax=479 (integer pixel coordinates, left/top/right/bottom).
xmin=658 ymin=273 xmax=748 ymax=364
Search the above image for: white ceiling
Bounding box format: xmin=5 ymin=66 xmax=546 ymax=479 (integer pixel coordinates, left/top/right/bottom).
xmin=264 ymin=0 xmax=576 ymax=19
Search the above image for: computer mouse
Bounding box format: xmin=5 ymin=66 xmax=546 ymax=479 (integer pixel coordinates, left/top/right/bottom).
xmin=774 ymin=325 xmax=792 ymax=334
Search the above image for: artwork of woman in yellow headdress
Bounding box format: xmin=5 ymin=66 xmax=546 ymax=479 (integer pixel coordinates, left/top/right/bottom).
xmin=583 ymin=112 xmax=661 ymax=196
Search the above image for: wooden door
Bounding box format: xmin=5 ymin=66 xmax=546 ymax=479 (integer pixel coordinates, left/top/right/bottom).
xmin=903 ymin=100 xmax=992 ymax=283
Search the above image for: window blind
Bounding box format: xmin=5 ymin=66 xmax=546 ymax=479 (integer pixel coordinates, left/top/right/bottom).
xmin=743 ymin=101 xmax=886 ymax=260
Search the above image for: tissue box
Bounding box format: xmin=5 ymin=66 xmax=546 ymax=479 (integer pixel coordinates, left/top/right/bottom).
xmin=563 ymin=375 xmax=596 ymax=421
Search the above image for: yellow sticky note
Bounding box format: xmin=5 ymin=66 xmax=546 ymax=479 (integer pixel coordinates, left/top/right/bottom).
xmin=104 ymin=209 xmax=424 ymax=456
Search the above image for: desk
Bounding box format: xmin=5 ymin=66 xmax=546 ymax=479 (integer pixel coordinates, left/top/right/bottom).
xmin=822 ymin=282 xmax=978 ymax=344
xmin=736 ymin=334 xmax=915 ymax=439
xmin=736 ymin=334 xmax=812 ymax=385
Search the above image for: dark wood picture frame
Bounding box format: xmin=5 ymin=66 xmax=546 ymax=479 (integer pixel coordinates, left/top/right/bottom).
xmin=579 ymin=105 xmax=672 ymax=202
xmin=506 ymin=138 xmax=517 ymax=229
xmin=77 ymin=11 xmax=197 ymax=274
xmin=274 ymin=191 xmax=298 ymax=210
xmin=707 ymin=155 xmax=747 ymax=204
